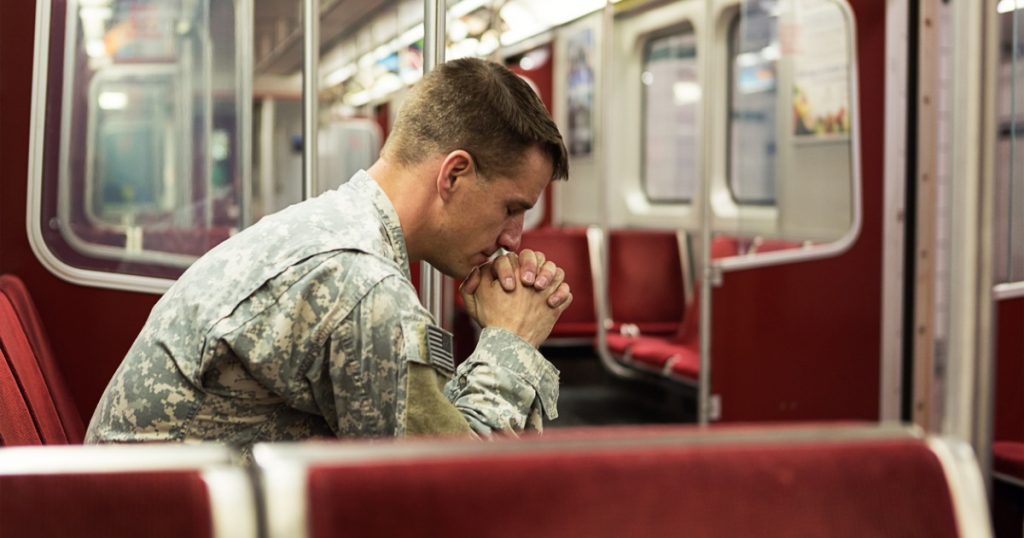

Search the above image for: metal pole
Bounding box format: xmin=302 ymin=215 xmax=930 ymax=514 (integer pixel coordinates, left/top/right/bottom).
xmin=420 ymin=0 xmax=445 ymax=321
xmin=944 ymin=0 xmax=997 ymax=492
xmin=302 ymin=0 xmax=320 ymax=200
xmin=696 ymin=0 xmax=717 ymax=426
xmin=238 ymin=0 xmax=254 ymax=227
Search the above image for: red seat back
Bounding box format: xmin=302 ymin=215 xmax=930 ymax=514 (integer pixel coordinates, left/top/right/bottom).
xmin=0 ymin=444 xmax=252 ymax=538
xmin=0 ymin=275 xmax=84 ymax=444
xmin=520 ymin=227 xmax=595 ymax=338
xmin=258 ymin=425 xmax=986 ymax=538
xmin=2 ymin=471 xmax=214 ymax=537
xmin=608 ymin=230 xmax=685 ymax=336
xmin=994 ymin=298 xmax=1024 ymax=443
xmin=0 ymin=347 xmax=41 ymax=445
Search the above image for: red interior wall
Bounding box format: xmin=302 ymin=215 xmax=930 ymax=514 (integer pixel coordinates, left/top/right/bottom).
xmin=994 ymin=297 xmax=1024 ymax=442
xmin=711 ymin=0 xmax=885 ymax=422
xmin=0 ymin=0 xmax=159 ymax=426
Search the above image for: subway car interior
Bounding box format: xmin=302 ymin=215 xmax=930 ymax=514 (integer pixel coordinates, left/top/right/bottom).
xmin=0 ymin=0 xmax=1022 ymax=536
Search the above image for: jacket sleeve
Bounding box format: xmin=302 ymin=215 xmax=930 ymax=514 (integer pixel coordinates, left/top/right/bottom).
xmin=442 ymin=327 xmax=560 ymax=436
xmin=341 ymin=275 xmax=559 ymax=438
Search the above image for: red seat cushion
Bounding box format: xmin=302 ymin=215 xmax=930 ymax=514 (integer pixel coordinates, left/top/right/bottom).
xmin=605 ymin=333 xmax=635 ymax=355
xmin=629 ymin=340 xmax=700 ymax=379
xmin=994 ymin=441 xmax=1024 ymax=481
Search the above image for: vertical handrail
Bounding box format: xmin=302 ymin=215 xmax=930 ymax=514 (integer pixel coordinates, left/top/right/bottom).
xmin=302 ymin=0 xmax=320 ymax=201
xmin=420 ymin=0 xmax=445 ymax=321
xmin=944 ymin=0 xmax=998 ymax=493
xmin=238 ymin=0 xmax=254 ymax=228
xmin=696 ymin=0 xmax=717 ymax=426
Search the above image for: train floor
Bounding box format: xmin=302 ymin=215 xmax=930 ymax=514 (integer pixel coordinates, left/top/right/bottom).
xmin=543 ymin=345 xmax=696 ymax=428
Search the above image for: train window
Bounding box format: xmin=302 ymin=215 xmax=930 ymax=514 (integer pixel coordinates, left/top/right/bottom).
xmin=717 ymin=0 xmax=857 ymax=248
xmin=995 ymin=5 xmax=1024 ymax=284
xmin=641 ymin=24 xmax=699 ymax=203
xmin=727 ymin=9 xmax=776 ymax=205
xmin=31 ymin=0 xmax=247 ymax=285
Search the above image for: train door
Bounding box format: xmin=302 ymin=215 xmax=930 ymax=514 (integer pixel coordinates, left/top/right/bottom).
xmin=593 ymin=0 xmax=881 ymax=424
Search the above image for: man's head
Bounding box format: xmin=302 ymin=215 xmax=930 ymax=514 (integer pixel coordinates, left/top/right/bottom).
xmin=382 ymin=58 xmax=568 ymax=183
xmin=380 ymin=58 xmax=569 ymax=278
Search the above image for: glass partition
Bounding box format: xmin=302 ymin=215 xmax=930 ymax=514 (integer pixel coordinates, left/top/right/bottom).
xmin=35 ymin=0 xmax=248 ymax=281
xmin=995 ymin=2 xmax=1024 ymax=286
xmin=717 ymin=0 xmax=857 ymax=259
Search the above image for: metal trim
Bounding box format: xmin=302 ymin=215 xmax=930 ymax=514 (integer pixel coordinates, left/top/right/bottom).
xmin=880 ymin=0 xmax=910 ymax=422
xmin=586 ymin=225 xmax=643 ymax=379
xmin=993 ymin=471 xmax=1024 ymax=489
xmin=994 ymin=280 xmax=1024 ymax=299
xmin=253 ymin=453 xmax=309 ymax=538
xmin=253 ymin=424 xmax=920 ymax=464
xmin=202 ymin=466 xmax=260 ymax=538
xmin=926 ymin=437 xmax=995 ymax=538
xmin=302 ymin=0 xmax=320 ymax=201
xmin=943 ymin=0 xmax=999 ymax=490
xmin=26 ymin=0 xmax=191 ymax=294
xmin=0 ymin=444 xmax=237 ymax=474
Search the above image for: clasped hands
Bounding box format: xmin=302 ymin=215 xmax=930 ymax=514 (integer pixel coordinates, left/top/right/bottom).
xmin=459 ymin=249 xmax=573 ymax=348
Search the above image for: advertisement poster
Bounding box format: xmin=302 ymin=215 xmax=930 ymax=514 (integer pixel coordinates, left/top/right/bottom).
xmin=567 ymin=28 xmax=595 ymax=157
xmin=788 ymin=0 xmax=850 ymax=137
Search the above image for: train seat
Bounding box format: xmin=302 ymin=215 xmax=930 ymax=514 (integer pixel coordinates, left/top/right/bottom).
xmin=595 ymin=233 xmax=741 ymax=381
xmin=0 ymin=275 xmax=84 ymax=445
xmin=253 ymin=424 xmax=990 ymax=538
xmin=994 ymin=441 xmax=1024 ymax=482
xmin=607 ymin=229 xmax=686 ymax=337
xmin=629 ymin=340 xmax=701 ymax=380
xmin=749 ymin=237 xmax=804 ymax=254
xmin=0 ymin=444 xmax=256 ymax=538
xmin=520 ymin=227 xmax=596 ymax=341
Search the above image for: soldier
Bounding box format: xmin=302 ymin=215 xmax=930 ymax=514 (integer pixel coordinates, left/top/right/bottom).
xmin=85 ymin=58 xmax=572 ymax=457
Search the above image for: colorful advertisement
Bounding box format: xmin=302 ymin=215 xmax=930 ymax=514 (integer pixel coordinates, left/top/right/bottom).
xmin=788 ymin=0 xmax=850 ymax=137
xmin=567 ymin=28 xmax=595 ymax=157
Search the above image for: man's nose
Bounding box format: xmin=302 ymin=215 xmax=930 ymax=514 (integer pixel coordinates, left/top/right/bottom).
xmin=498 ymin=216 xmax=524 ymax=252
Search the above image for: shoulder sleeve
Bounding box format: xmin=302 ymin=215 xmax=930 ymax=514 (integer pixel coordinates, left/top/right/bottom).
xmin=442 ymin=327 xmax=560 ymax=436
xmin=314 ymin=272 xmax=560 ymax=439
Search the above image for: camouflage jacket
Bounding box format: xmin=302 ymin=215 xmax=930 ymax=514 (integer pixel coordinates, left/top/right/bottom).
xmin=85 ymin=171 xmax=559 ymax=455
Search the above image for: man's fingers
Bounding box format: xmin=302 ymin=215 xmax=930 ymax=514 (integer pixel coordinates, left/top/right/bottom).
xmin=518 ymin=249 xmax=540 ymax=285
xmin=548 ymin=283 xmax=573 ymax=309
xmin=534 ymin=260 xmax=559 ymax=289
xmin=492 ymin=253 xmax=518 ymax=291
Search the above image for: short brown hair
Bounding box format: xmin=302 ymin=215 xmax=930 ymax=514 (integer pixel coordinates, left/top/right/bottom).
xmin=383 ymin=58 xmax=569 ymax=182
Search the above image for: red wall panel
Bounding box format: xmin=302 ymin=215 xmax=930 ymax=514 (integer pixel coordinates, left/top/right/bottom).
xmin=994 ymin=297 xmax=1024 ymax=442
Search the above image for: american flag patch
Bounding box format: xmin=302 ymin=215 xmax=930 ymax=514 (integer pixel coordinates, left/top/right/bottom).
xmin=426 ymin=325 xmax=455 ymax=375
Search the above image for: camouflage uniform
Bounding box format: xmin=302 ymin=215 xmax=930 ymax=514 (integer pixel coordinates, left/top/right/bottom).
xmin=86 ymin=171 xmax=559 ymax=456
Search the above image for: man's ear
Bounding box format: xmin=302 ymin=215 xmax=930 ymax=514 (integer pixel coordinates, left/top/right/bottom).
xmin=436 ymin=150 xmax=476 ymax=203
